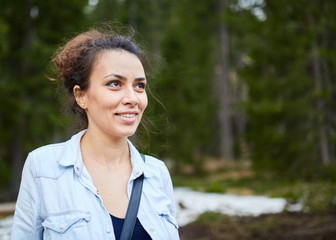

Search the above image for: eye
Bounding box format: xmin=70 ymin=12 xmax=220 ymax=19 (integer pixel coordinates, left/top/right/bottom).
xmin=135 ymin=82 xmax=146 ymax=90
xmin=106 ymin=80 xmax=121 ymax=88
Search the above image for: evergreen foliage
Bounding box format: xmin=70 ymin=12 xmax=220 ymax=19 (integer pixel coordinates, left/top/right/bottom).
xmin=1 ymin=0 xmax=336 ymax=196
xmin=0 ymin=0 xmax=87 ymax=194
xmin=239 ymin=0 xmax=336 ymax=177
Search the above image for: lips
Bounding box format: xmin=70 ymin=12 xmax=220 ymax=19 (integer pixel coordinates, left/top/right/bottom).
xmin=116 ymin=111 xmax=138 ymax=116
xmin=117 ymin=113 xmax=137 ymax=118
xmin=115 ymin=112 xmax=139 ymax=124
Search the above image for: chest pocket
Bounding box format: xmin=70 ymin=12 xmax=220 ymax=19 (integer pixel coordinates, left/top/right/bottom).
xmin=42 ymin=210 xmax=91 ymax=239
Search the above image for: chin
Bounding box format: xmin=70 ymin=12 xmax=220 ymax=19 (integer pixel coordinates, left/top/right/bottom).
xmin=105 ymin=124 xmax=140 ymax=139
xmin=119 ymin=129 xmax=138 ymax=138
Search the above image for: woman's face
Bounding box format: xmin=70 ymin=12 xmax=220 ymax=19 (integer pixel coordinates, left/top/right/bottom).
xmin=78 ymin=50 xmax=148 ymax=139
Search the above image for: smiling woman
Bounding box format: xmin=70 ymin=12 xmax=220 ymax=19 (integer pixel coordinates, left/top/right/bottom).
xmin=11 ymin=27 xmax=180 ymax=240
xmin=75 ymin=50 xmax=148 ymax=139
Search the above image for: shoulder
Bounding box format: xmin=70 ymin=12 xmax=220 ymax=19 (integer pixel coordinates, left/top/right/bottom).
xmin=144 ymin=155 xmax=169 ymax=172
xmin=28 ymin=130 xmax=84 ymax=163
xmin=143 ymin=154 xmax=172 ymax=187
xmin=30 ymin=142 xmax=66 ymax=160
xmin=27 ymin=142 xmax=67 ymax=178
xmin=144 ymin=154 xmax=166 ymax=168
xmin=25 ymin=130 xmax=85 ymax=178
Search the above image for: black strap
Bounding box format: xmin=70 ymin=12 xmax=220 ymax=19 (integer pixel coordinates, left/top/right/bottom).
xmin=119 ymin=153 xmax=145 ymax=240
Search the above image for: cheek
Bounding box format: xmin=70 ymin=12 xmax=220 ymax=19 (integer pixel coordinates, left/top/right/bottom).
xmin=141 ymin=95 xmax=148 ymax=110
xmin=87 ymin=90 xmax=113 ymax=109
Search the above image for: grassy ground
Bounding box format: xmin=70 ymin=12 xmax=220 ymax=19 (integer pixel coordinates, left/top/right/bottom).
xmin=179 ymin=211 xmax=336 ymax=240
xmin=173 ymin=159 xmax=336 ymax=212
xmin=174 ymin=159 xmax=336 ymax=239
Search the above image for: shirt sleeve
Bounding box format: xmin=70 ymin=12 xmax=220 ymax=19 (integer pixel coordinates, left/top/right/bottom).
xmin=11 ymin=153 xmax=43 ymax=239
xmin=161 ymin=164 xmax=178 ymax=224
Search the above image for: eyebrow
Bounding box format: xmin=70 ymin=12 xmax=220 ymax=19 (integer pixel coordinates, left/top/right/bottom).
xmin=103 ymin=73 xmax=146 ymax=82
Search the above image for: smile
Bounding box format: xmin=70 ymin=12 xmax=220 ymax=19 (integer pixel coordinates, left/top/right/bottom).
xmin=116 ymin=113 xmax=138 ymax=118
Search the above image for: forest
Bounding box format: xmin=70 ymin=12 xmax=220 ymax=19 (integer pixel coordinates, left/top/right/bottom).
xmin=1 ymin=0 xmax=336 ymax=238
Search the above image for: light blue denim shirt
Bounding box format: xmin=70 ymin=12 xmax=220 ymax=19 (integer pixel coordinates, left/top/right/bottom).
xmin=11 ymin=130 xmax=179 ymax=239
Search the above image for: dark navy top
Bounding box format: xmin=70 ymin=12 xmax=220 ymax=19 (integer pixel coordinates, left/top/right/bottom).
xmin=110 ymin=214 xmax=152 ymax=240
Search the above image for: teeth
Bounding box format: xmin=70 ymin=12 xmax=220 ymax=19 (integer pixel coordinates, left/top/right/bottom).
xmin=118 ymin=113 xmax=136 ymax=118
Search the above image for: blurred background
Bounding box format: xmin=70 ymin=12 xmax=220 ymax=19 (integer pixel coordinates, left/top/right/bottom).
xmin=1 ymin=0 xmax=336 ymax=239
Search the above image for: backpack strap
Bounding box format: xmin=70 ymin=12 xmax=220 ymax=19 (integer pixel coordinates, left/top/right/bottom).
xmin=119 ymin=153 xmax=146 ymax=240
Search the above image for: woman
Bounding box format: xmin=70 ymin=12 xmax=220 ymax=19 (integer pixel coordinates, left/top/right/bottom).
xmin=11 ymin=28 xmax=179 ymax=239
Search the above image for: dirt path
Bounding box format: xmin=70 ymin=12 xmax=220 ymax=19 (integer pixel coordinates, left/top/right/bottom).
xmin=179 ymin=211 xmax=336 ymax=240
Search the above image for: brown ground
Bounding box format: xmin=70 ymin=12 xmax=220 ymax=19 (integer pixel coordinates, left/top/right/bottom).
xmin=179 ymin=211 xmax=336 ymax=240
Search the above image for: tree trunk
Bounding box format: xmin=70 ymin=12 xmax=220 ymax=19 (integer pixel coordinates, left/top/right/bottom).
xmin=309 ymin=10 xmax=331 ymax=165
xmin=312 ymin=45 xmax=331 ymax=165
xmin=129 ymin=0 xmax=138 ymax=30
xmin=320 ymin=5 xmax=335 ymax=164
xmin=216 ymin=0 xmax=234 ymax=161
xmin=10 ymin=2 xmax=34 ymax=195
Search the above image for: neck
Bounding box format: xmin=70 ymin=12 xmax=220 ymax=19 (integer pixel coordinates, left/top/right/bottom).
xmin=80 ymin=127 xmax=130 ymax=168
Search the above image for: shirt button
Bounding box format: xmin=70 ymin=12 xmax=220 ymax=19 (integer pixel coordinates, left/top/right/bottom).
xmin=149 ymin=228 xmax=155 ymax=232
xmin=106 ymin=228 xmax=111 ymax=233
xmin=60 ymin=224 xmax=65 ymax=229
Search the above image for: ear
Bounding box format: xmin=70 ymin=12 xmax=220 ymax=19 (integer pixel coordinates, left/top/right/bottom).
xmin=73 ymin=85 xmax=87 ymax=109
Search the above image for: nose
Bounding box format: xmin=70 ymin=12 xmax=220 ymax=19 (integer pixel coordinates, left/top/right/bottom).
xmin=122 ymin=86 xmax=139 ymax=106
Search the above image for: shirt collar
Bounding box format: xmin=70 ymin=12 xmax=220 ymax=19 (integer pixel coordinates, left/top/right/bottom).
xmin=128 ymin=139 xmax=154 ymax=179
xmin=57 ymin=130 xmax=154 ymax=179
xmin=57 ymin=129 xmax=86 ymax=167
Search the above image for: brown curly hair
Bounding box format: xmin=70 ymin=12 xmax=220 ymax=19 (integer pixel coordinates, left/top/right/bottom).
xmin=52 ymin=28 xmax=145 ymax=129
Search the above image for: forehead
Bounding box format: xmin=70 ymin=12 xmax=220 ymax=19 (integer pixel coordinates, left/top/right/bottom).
xmin=91 ymin=49 xmax=145 ymax=76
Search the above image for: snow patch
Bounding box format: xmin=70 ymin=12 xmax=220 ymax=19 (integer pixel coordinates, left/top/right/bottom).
xmin=174 ymin=187 xmax=288 ymax=226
